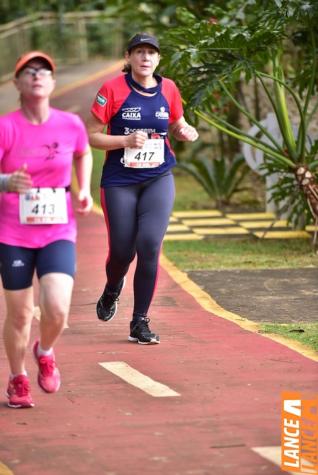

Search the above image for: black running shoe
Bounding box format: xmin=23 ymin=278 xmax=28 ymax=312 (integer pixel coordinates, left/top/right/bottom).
xmin=96 ymin=278 xmax=125 ymax=322
xmin=128 ymin=317 xmax=160 ymax=345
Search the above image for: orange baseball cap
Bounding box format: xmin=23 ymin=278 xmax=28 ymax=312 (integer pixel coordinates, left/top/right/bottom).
xmin=15 ymin=51 xmax=56 ymax=77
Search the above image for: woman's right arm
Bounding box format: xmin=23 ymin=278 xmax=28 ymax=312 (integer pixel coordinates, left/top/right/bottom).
xmin=0 ymin=174 xmax=10 ymax=192
xmin=86 ymin=114 xmax=147 ymax=151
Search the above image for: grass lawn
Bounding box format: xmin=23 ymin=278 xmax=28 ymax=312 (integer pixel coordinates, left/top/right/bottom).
xmin=91 ymin=148 xmax=105 ymax=203
xmin=163 ymin=239 xmax=318 ymax=270
xmin=260 ymin=323 xmax=318 ymax=352
xmin=91 ymin=149 xmax=318 ymax=353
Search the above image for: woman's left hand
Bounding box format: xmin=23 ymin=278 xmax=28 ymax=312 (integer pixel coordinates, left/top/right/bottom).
xmin=177 ymin=125 xmax=199 ymax=142
xmin=170 ymin=119 xmax=199 ymax=142
xmin=76 ymin=189 xmax=93 ymax=215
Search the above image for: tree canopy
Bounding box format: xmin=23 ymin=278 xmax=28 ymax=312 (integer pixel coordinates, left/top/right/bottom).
xmin=0 ymin=0 xmax=109 ymax=24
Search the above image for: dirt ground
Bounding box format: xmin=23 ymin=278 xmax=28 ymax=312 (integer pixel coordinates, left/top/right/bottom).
xmin=189 ymin=268 xmax=318 ymax=323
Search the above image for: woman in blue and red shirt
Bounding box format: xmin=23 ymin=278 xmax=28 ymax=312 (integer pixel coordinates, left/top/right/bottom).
xmin=87 ymin=33 xmax=198 ymax=344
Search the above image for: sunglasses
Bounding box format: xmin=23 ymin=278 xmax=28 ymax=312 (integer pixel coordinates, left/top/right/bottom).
xmin=21 ymin=67 xmax=53 ymax=78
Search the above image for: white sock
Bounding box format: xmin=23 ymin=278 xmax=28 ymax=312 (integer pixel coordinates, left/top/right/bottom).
xmin=38 ymin=343 xmax=53 ymax=356
xmin=10 ymin=371 xmax=27 ymax=380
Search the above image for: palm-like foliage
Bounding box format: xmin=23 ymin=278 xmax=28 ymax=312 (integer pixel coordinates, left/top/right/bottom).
xmin=178 ymin=154 xmax=248 ymax=207
xmin=160 ymin=0 xmax=318 ymax=226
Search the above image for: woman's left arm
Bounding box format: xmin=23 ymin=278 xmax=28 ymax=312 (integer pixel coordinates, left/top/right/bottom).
xmin=169 ymin=116 xmax=199 ymax=142
xmin=73 ymin=145 xmax=93 ymax=215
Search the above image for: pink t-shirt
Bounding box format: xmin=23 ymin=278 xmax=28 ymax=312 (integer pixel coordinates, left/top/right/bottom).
xmin=0 ymin=108 xmax=88 ymax=247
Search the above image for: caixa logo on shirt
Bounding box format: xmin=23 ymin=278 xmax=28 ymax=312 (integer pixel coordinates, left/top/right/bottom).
xmin=122 ymin=107 xmax=141 ymax=120
xmin=155 ymin=107 xmax=169 ymax=119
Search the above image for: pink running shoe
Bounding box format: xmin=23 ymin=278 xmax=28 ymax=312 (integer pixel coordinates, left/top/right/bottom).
xmin=33 ymin=341 xmax=61 ymax=393
xmin=6 ymin=374 xmax=34 ymax=408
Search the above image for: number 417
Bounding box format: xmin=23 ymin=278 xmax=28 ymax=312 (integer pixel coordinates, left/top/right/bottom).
xmin=134 ymin=151 xmax=155 ymax=161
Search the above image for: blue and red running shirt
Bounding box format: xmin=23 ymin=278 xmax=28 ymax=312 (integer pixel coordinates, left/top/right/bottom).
xmin=91 ymin=73 xmax=184 ymax=187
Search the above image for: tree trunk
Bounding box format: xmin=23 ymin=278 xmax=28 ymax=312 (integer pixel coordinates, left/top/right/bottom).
xmin=295 ymin=166 xmax=318 ymax=218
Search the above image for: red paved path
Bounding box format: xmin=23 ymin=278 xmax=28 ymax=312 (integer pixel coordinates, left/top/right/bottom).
xmin=1 ymin=210 xmax=317 ymax=475
xmin=0 ymin=61 xmax=317 ymax=475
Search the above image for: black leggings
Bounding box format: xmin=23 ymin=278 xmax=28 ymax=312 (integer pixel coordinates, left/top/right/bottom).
xmin=101 ymin=172 xmax=175 ymax=316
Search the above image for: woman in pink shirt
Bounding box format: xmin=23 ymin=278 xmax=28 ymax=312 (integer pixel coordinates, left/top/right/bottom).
xmin=0 ymin=51 xmax=93 ymax=408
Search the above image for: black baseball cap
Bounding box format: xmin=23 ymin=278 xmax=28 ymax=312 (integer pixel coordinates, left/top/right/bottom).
xmin=127 ymin=33 xmax=160 ymax=52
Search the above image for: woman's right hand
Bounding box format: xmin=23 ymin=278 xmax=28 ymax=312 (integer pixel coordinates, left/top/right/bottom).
xmin=8 ymin=164 xmax=33 ymax=193
xmin=125 ymin=130 xmax=148 ymax=149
